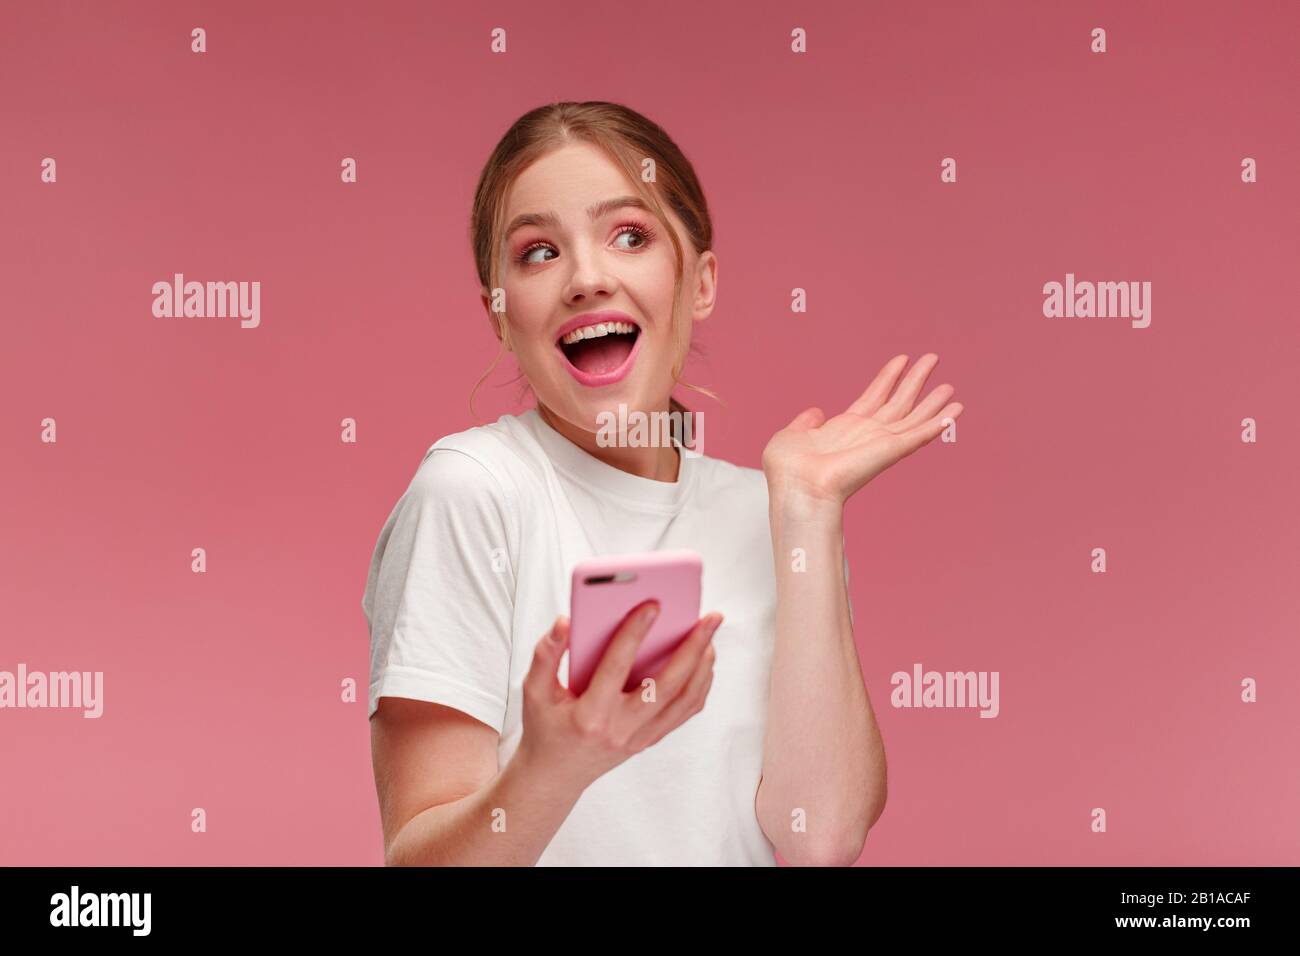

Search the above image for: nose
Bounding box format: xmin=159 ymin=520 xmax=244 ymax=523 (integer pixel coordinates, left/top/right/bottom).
xmin=562 ymin=245 xmax=618 ymax=305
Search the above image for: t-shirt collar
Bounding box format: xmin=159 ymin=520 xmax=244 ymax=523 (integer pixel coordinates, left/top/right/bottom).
xmin=521 ymin=406 xmax=698 ymax=512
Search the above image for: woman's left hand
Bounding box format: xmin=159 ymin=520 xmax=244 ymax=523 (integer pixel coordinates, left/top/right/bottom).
xmin=761 ymin=353 xmax=963 ymax=508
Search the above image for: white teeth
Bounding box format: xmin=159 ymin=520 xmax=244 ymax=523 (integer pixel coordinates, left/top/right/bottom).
xmin=560 ymin=320 xmax=636 ymax=345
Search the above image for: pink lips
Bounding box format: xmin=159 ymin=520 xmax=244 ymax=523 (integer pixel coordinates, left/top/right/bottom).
xmin=554 ymin=310 xmax=642 ymax=387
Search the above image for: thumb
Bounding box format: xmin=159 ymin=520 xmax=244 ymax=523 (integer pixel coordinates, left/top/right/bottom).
xmin=787 ymin=406 xmax=826 ymax=431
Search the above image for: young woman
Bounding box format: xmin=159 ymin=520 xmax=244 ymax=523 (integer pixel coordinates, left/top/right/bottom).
xmin=363 ymin=101 xmax=963 ymax=866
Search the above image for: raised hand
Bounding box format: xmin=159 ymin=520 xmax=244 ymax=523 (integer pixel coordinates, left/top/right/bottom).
xmin=761 ymin=353 xmax=963 ymax=507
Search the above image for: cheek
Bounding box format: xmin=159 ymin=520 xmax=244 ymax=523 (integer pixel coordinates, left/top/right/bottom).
xmin=631 ymin=262 xmax=680 ymax=318
xmin=502 ymin=285 xmax=550 ymax=336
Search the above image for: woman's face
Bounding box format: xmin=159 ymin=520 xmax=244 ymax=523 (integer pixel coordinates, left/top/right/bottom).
xmin=484 ymin=141 xmax=716 ymax=434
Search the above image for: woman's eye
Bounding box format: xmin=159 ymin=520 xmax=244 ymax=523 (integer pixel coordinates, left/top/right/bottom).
xmin=516 ymin=225 xmax=651 ymax=265
xmin=613 ymin=226 xmax=651 ymax=250
xmin=518 ymin=243 xmax=555 ymax=265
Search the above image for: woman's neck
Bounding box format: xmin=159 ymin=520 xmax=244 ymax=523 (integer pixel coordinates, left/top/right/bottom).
xmin=537 ymin=403 xmax=682 ymax=483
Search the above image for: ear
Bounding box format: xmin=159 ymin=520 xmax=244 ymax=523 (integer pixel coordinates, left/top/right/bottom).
xmin=689 ymin=250 xmax=718 ymax=324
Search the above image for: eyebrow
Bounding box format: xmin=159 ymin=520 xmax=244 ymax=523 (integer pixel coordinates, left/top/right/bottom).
xmin=505 ymin=195 xmax=651 ymax=239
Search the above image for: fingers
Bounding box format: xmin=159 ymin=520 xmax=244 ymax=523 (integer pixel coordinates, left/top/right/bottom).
xmin=625 ymin=641 xmax=717 ymax=752
xmin=631 ymin=613 xmax=722 ymax=705
xmin=895 ymin=401 xmax=963 ymax=454
xmin=583 ymin=600 xmax=660 ymax=705
xmin=847 ymin=354 xmax=910 ymax=417
xmin=890 ymin=382 xmax=954 ymax=432
xmin=874 ymin=353 xmax=939 ymax=423
xmin=524 ymin=615 xmax=571 ymax=704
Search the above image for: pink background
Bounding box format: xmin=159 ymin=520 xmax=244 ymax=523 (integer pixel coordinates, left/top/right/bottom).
xmin=2 ymin=0 xmax=1297 ymax=865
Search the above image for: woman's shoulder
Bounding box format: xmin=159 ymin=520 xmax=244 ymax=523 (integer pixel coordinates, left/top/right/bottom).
xmin=420 ymin=410 xmax=528 ymax=463
xmin=407 ymin=411 xmax=546 ymax=503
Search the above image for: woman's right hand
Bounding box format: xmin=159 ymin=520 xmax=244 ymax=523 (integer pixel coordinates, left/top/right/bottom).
xmin=516 ymin=600 xmax=722 ymax=793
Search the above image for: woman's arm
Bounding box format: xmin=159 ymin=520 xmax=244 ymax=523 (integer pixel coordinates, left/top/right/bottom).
xmin=756 ymin=353 xmax=963 ymax=866
xmin=372 ymin=606 xmax=719 ymax=865
xmin=372 ymin=698 xmax=584 ymax=866
xmin=755 ymin=490 xmax=884 ymax=866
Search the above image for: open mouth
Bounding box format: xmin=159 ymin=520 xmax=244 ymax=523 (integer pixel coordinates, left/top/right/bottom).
xmin=556 ymin=320 xmax=641 ymax=379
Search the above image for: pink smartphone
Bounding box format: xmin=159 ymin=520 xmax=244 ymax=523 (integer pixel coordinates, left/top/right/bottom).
xmin=566 ymin=549 xmax=703 ymax=696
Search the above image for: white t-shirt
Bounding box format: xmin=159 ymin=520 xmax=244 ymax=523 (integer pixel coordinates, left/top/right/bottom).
xmin=361 ymin=407 xmax=850 ymax=866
